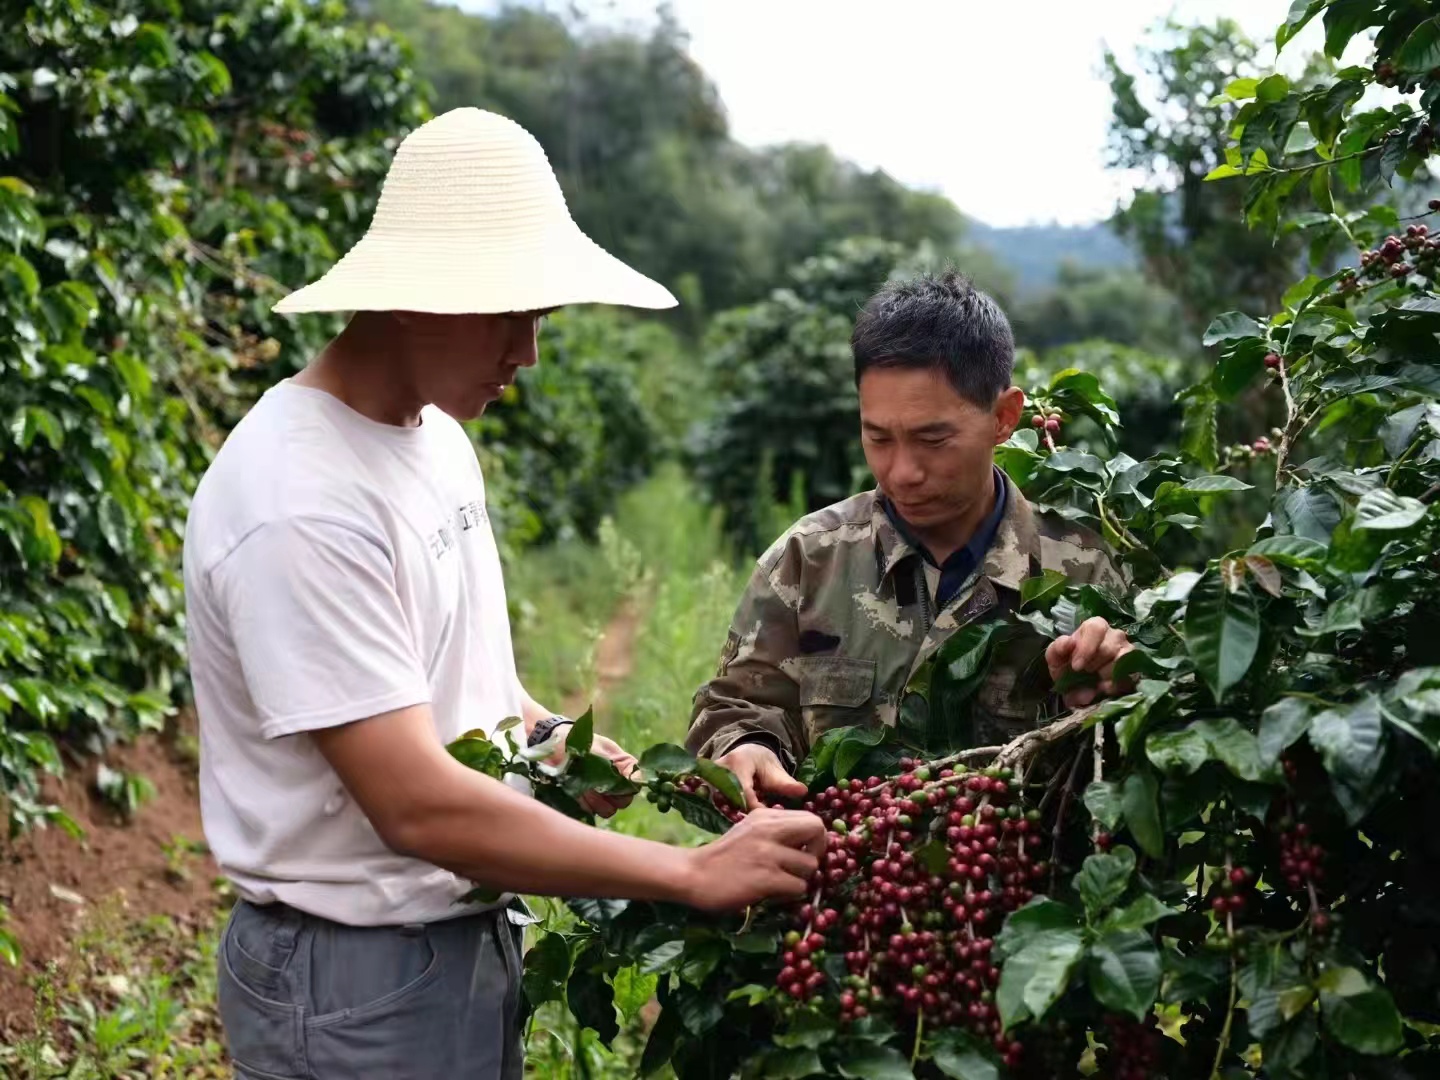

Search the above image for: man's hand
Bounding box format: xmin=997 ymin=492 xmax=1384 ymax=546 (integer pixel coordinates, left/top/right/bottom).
xmin=1045 ymin=617 xmax=1135 ymax=708
xmin=679 ymin=808 xmax=825 ymax=912
xmin=716 ymin=742 xmax=808 ymax=811
xmin=557 ymin=730 xmax=638 ymax=819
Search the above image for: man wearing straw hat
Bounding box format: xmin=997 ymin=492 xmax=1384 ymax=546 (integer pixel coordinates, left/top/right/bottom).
xmin=182 ymin=108 xmax=825 ymax=1079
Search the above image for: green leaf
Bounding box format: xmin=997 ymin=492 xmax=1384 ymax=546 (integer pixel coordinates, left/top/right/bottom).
xmin=757 ymin=1047 xmax=824 ymax=1079
xmin=1311 ymin=164 xmax=1334 ymax=214
xmin=562 ymin=752 xmax=641 ymax=800
xmin=1020 ymin=569 xmax=1068 ymax=610
xmin=1083 ymin=780 xmax=1124 ymax=831
xmin=1310 ymin=695 xmax=1385 ymax=820
xmin=1088 ymin=930 xmax=1162 ymax=1021
xmin=774 ymin=1007 xmax=833 ymax=1050
xmin=1100 ymin=894 xmax=1174 ymax=934
xmin=995 ymin=929 xmax=1085 ymax=1029
xmin=640 ymin=1006 xmax=681 ymax=1075
xmin=1181 ymin=475 xmax=1253 ymax=493
xmin=836 ymin=1043 xmax=915 ymax=1080
xmin=448 ymin=732 xmax=507 ymax=777
xmin=1264 ymin=1010 xmax=1319 ymax=1072
xmin=1277 ymin=0 xmax=1326 ymax=50
xmin=521 ymin=933 xmax=571 ymax=1008
xmin=1202 ymin=312 xmax=1263 ymax=346
xmin=694 ymin=758 xmax=746 ymax=808
xmin=1181 ymin=389 xmax=1218 ymax=471
xmin=931 ymin=1038 xmax=999 ymax=1080
xmin=834 ymin=726 xmax=888 ymax=781
xmin=639 ymin=940 xmax=686 ymax=974
xmin=567 ymin=967 xmax=619 ymax=1045
xmin=1354 ymin=488 xmax=1428 ymax=531
xmin=1257 ymin=73 xmax=1290 ymax=102
xmin=1046 ymin=449 xmax=1106 ymax=475
xmin=1397 ymin=16 xmax=1440 ymax=72
xmin=1247 ymin=535 xmax=1327 ymax=572
xmin=567 ymin=708 xmax=595 ymax=757
xmin=1163 ymin=951 xmax=1229 ymax=1003
xmin=612 ymin=965 xmax=659 ymax=1023
xmin=1146 ymin=727 xmax=1210 ymax=775
xmin=569 ymin=898 xmax=628 ymax=927
xmin=639 ymin=743 xmax=697 ymax=777
xmin=1121 ymin=771 xmax=1164 ymax=858
xmin=1074 ymin=847 xmax=1136 ymax=916
xmin=1213 ymin=338 xmax=1269 ymax=401
xmin=1318 ymin=966 xmax=1404 ymax=1054
xmin=1195 ymin=717 xmax=1265 ymax=781
xmin=1323 ymin=0 xmax=1379 ymax=58
xmin=18 ymin=496 xmax=61 ymax=566
xmin=1259 ymin=699 xmax=1313 ymax=769
xmin=1204 ymin=163 xmax=1243 ymax=180
xmin=995 ymin=897 xmax=1083 ymax=960
xmin=1275 ymin=485 xmax=1342 ymax=543
xmin=1184 ymin=569 xmax=1261 ymax=703
xmin=675 ymin=984 xmax=724 ymax=1035
xmin=1223 ymin=77 xmax=1260 ymax=100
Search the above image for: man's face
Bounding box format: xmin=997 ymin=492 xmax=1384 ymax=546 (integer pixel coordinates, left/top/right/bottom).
xmin=859 ymin=366 xmax=1024 ymax=530
xmin=398 ymin=310 xmax=552 ymax=420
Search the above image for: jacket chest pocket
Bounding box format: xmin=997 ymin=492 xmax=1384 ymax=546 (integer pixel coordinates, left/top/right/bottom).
xmin=788 ymin=656 xmax=877 ymax=745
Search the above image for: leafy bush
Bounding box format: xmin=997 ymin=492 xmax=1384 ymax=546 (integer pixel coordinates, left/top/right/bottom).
xmin=456 ymin=5 xmax=1440 ymax=1075
xmin=0 ymin=0 xmax=425 ymax=837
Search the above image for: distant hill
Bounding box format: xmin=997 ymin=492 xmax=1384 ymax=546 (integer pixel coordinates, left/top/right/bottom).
xmin=966 ymin=219 xmax=1136 ymax=294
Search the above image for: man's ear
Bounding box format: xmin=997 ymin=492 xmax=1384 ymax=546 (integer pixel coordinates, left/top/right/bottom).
xmin=993 ymin=386 xmax=1026 ymax=444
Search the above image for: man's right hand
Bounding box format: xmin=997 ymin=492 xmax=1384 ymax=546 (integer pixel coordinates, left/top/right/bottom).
xmin=716 ymin=742 xmax=808 ymax=810
xmin=678 ymin=808 xmax=825 ymax=912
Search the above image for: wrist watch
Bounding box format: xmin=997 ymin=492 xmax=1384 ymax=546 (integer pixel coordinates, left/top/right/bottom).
xmin=527 ymin=714 xmax=573 ymax=748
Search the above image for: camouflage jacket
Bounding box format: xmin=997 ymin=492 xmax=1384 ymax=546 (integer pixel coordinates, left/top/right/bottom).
xmin=686 ymin=473 xmax=1125 ymax=769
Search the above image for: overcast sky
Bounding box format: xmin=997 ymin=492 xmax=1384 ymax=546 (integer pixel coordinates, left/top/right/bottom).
xmin=457 ymin=1 xmax=1352 ymax=227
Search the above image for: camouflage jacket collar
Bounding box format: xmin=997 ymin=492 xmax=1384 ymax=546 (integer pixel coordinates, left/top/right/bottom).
xmin=873 ymin=469 xmax=1042 ymax=595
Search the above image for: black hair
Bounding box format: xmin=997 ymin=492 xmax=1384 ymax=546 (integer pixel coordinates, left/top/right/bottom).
xmin=851 ymin=270 xmax=1015 ymax=407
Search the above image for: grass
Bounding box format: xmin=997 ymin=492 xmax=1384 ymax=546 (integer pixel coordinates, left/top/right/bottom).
xmin=0 ymin=898 xmax=231 ymax=1079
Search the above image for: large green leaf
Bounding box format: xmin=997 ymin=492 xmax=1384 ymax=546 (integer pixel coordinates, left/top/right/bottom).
xmin=1100 ymin=894 xmax=1174 ymax=934
xmin=930 ymin=1036 xmax=999 ymax=1080
xmin=1264 ymin=1010 xmax=1319 ymax=1073
xmin=521 ymin=932 xmax=571 ymax=1008
xmin=640 ymin=743 xmax=698 ymax=776
xmin=1145 ymin=727 xmax=1210 ymax=775
xmin=567 ymin=708 xmax=595 ymax=756
xmin=1202 ymin=312 xmax=1264 ymax=346
xmin=1353 ymin=488 xmax=1428 ymax=531
xmin=1317 ymin=966 xmax=1403 ymax=1054
xmin=1087 ymin=930 xmax=1161 ymax=1021
xmin=1184 ymin=569 xmax=1261 ymax=702
xmin=1083 ymin=780 xmax=1124 ymax=831
xmin=1247 ymin=535 xmax=1327 ymax=572
xmin=1074 ymin=847 xmax=1136 ymax=917
xmin=835 ymin=1043 xmax=915 ymax=1080
xmin=1181 ymin=474 xmax=1253 ymax=494
xmin=1020 ymin=569 xmax=1068 ymax=610
xmin=567 ymin=965 xmax=620 ymax=1045
xmin=1121 ymin=770 xmax=1164 ymax=858
xmin=833 ymin=726 xmax=888 ymax=781
xmin=757 ymin=1047 xmax=824 ymax=1079
xmin=1277 ymin=0 xmax=1326 ymax=50
xmin=1259 ymin=698 xmax=1312 ymax=769
xmin=1163 ymin=951 xmax=1229 ymax=1003
xmin=1396 ymin=16 xmax=1440 ymax=72
xmin=694 ymin=758 xmax=746 ymax=807
xmin=611 ymin=965 xmax=659 ymax=1023
xmin=995 ymin=929 xmax=1085 ymax=1029
xmin=1309 ymin=695 xmax=1386 ymax=821
xmin=995 ymin=897 xmax=1083 ymax=960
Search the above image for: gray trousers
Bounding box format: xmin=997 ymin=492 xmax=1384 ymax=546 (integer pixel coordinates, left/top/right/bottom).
xmin=217 ymin=899 xmax=525 ymax=1079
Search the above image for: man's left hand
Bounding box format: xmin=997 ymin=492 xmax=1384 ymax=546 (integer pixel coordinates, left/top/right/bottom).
xmin=557 ymin=729 xmax=639 ymax=819
xmin=1045 ymin=617 xmax=1135 ymax=708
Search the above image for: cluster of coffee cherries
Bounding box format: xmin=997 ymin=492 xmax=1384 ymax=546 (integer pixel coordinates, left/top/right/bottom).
xmin=1223 ymin=429 xmax=1283 ymax=464
xmin=1209 ymin=865 xmax=1254 ymax=918
xmin=1278 ymin=818 xmax=1326 ymax=894
xmin=646 ymin=775 xmax=745 ymax=824
xmin=1095 ymin=1013 xmax=1165 ymax=1080
xmin=774 ymin=759 xmax=1043 ymax=1071
xmin=1028 ymin=408 xmax=1063 ymax=436
xmin=1354 ymin=223 xmax=1439 ymax=286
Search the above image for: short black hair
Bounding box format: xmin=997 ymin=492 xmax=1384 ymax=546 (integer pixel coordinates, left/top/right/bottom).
xmin=851 ymin=270 xmax=1015 ymax=407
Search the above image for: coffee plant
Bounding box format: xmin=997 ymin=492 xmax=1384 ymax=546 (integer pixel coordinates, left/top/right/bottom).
xmin=447 ymin=4 xmax=1440 ymax=1074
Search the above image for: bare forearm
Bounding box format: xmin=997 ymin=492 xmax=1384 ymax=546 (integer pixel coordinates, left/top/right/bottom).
xmin=392 ymin=761 xmax=695 ymax=903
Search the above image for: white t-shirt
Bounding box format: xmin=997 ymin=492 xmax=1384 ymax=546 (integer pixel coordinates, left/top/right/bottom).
xmin=182 ymin=380 xmax=523 ymax=925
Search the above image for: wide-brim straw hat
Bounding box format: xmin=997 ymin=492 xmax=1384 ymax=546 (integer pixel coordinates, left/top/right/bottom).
xmin=272 ymin=108 xmax=677 ymax=315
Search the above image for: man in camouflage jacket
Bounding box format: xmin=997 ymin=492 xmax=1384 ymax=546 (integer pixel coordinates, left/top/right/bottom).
xmin=686 ymin=272 xmax=1135 ymax=808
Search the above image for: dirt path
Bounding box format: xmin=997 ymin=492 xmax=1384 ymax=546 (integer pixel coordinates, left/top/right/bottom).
xmin=562 ymin=597 xmax=644 ymax=722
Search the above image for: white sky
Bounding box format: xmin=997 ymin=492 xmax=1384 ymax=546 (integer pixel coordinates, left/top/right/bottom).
xmin=457 ymin=1 xmax=1355 ymax=227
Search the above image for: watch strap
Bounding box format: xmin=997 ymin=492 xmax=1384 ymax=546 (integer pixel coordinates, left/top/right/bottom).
xmin=527 ymin=714 xmax=574 ymax=748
